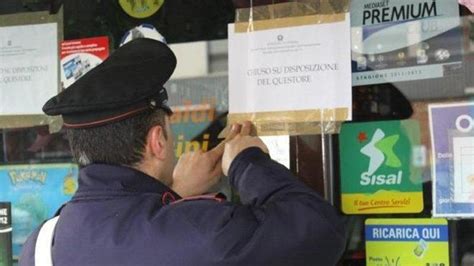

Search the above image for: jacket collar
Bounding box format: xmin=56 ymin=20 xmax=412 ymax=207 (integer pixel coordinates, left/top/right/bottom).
xmin=73 ymin=164 xmax=180 ymax=199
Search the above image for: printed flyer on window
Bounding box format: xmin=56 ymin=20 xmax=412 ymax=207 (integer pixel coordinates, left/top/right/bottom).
xmin=429 ymin=102 xmax=474 ymax=218
xmin=60 ymin=36 xmax=109 ymax=89
xmin=0 ymin=23 xmax=58 ymax=115
xmin=228 ymin=12 xmax=352 ymax=136
xmin=0 ymin=164 xmax=78 ymax=258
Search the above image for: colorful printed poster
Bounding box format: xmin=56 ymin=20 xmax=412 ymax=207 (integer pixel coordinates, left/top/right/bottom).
xmin=429 ymin=102 xmax=474 ymax=217
xmin=365 ymin=219 xmax=449 ymax=266
xmin=171 ymin=100 xmax=217 ymax=159
xmin=351 ymin=0 xmax=462 ymax=85
xmin=228 ymin=14 xmax=352 ymax=136
xmin=60 ymin=36 xmax=109 ymax=89
xmin=0 ymin=164 xmax=78 ymax=258
xmin=166 ymin=76 xmax=227 ymax=159
xmin=339 ymin=120 xmax=423 ymax=214
xmin=166 ymin=76 xmax=232 ymax=196
xmin=0 ymin=203 xmax=12 ymax=266
xmin=0 ymin=23 xmax=58 ymax=115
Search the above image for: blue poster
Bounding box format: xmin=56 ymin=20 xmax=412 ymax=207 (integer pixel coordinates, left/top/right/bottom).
xmin=429 ymin=102 xmax=474 ymax=217
xmin=0 ymin=164 xmax=78 ymax=258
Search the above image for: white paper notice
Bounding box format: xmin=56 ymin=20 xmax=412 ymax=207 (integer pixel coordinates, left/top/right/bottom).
xmin=0 ymin=23 xmax=58 ymax=115
xmin=261 ymin=135 xmax=290 ymax=169
xmin=228 ymin=14 xmax=352 ymax=117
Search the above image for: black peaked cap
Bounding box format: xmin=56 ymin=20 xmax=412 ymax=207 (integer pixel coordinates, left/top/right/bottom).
xmin=43 ymin=38 xmax=177 ymax=128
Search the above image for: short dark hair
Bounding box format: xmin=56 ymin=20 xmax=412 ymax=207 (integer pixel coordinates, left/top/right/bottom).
xmin=66 ymin=109 xmax=168 ymax=166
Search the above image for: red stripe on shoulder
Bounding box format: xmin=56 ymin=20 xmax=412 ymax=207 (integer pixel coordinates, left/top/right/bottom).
xmin=171 ymin=193 xmax=227 ymax=205
xmin=161 ymin=191 xmax=177 ymax=205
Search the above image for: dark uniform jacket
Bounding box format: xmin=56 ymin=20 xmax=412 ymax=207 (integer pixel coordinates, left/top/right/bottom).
xmin=19 ymin=147 xmax=346 ymax=266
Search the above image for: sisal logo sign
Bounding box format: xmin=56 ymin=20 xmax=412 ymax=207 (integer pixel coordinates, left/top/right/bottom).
xmin=339 ymin=120 xmax=423 ymax=214
xmin=360 ymin=128 xmax=402 ymax=186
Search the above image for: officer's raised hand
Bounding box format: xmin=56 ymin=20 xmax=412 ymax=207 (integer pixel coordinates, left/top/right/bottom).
xmin=172 ymin=123 xmax=241 ymax=197
xmin=222 ymin=121 xmax=269 ymax=176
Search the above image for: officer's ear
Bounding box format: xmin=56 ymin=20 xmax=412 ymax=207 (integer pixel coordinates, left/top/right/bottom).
xmin=146 ymin=125 xmax=167 ymax=161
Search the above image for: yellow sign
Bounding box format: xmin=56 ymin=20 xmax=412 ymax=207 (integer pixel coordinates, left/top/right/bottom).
xmin=342 ymin=191 xmax=423 ymax=214
xmin=119 ymin=0 xmax=164 ymax=19
xmin=366 ymin=219 xmax=449 ymax=266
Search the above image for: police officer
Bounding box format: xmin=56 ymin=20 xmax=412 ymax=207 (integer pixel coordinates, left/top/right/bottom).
xmin=19 ymin=38 xmax=346 ymax=266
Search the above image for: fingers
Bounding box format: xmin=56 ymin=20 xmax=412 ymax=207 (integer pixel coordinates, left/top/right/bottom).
xmin=240 ymin=121 xmax=252 ymax=136
xmin=207 ymin=123 xmax=242 ymax=160
xmin=205 ymin=121 xmax=254 ymax=161
xmin=226 ymin=123 xmax=242 ymax=141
